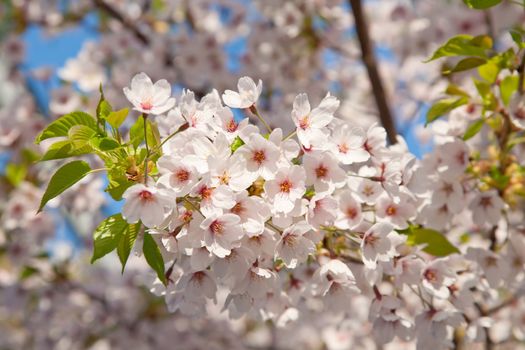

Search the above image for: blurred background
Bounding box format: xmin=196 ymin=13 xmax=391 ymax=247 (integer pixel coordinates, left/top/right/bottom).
xmin=0 ymin=0 xmax=523 ymax=349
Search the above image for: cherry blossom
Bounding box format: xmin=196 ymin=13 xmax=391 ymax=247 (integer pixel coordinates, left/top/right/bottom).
xmin=123 ymin=72 xmax=176 ymax=115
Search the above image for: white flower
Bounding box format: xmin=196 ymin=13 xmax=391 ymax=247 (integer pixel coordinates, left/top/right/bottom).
xmin=334 ymin=190 xmax=363 ymax=230
xmin=361 ymin=222 xmax=395 ymax=269
xmin=264 ymin=165 xmax=306 ymax=213
xmin=304 ymin=151 xmax=346 ymax=194
xmin=292 ymin=93 xmax=340 ymax=148
xmin=421 ymin=259 xmax=456 ymax=299
xmin=235 ymin=133 xmax=280 ymax=181
xmin=122 ymin=184 xmax=174 ymax=228
xmin=222 ymin=76 xmax=262 ymax=108
xmin=275 ymin=221 xmax=316 ymax=268
xmin=311 ymin=260 xmax=359 ymax=312
xmin=469 ymin=190 xmax=504 ymax=226
xmin=123 ymin=72 xmax=176 ymax=115
xmin=376 ymin=193 xmax=416 ymax=229
xmin=330 ymin=124 xmax=369 ymax=164
xmin=157 ymin=155 xmax=199 ymax=196
xmin=307 ymin=193 xmax=338 ymax=228
xmin=200 ymin=212 xmax=242 ymax=258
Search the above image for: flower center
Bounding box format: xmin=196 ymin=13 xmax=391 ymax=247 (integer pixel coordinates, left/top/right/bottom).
xmin=385 ymin=205 xmax=397 ymax=216
xmin=231 ymin=202 xmax=244 ymax=215
xmin=279 ymin=179 xmax=292 ymax=193
xmin=140 ymin=100 xmax=153 ymax=110
xmin=176 ymin=169 xmax=190 ymax=182
xmin=424 ymin=269 xmax=437 ymax=282
xmin=299 ymin=116 xmax=309 ymax=130
xmin=139 ymin=190 xmax=154 ymax=201
xmin=315 ymin=164 xmax=328 ymax=179
xmin=252 ymin=150 xmax=266 ymax=165
xmin=199 ymin=186 xmax=213 ymax=200
xmin=338 ymin=143 xmax=349 ymax=154
xmin=346 ymin=207 xmax=357 ymax=219
xmin=227 ymin=119 xmax=238 ymax=132
xmin=210 ymin=220 xmax=224 ymax=235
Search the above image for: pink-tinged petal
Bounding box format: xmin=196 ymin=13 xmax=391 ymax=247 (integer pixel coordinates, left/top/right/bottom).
xmin=222 ymin=90 xmax=242 ymax=108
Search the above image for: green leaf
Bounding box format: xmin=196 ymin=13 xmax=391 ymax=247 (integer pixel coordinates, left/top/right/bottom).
xmin=426 ymin=97 xmax=469 ymax=124
xmin=143 ymin=232 xmax=167 ymax=285
xmin=405 ymin=228 xmax=460 ymax=257
xmin=463 ymin=0 xmax=502 ymax=9
xmin=40 ymin=140 xmax=92 ymax=161
xmin=500 ymin=75 xmax=519 ymax=106
xmin=98 ymin=100 xmax=112 ymax=120
xmin=91 ymin=137 xmax=121 ymax=151
xmin=117 ymin=220 xmax=140 ymax=273
xmin=5 ymin=163 xmax=27 ymax=186
xmin=445 ymin=84 xmax=471 ymax=98
xmin=478 ymin=61 xmax=499 ymax=83
xmin=91 ymin=214 xmax=140 ymax=268
xmin=129 ymin=117 xmax=144 ymax=149
xmin=444 ymin=57 xmax=486 ymax=74
xmin=426 ymin=35 xmax=489 ymax=62
xmin=106 ymin=108 xmax=129 ymax=129
xmin=38 ymin=160 xmax=91 ymax=212
xmin=463 ymin=119 xmax=485 ymax=140
xmin=68 ymin=125 xmax=97 ymax=148
xmin=230 ymin=136 xmax=245 ymax=152
xmin=35 ymin=112 xmax=96 ymax=144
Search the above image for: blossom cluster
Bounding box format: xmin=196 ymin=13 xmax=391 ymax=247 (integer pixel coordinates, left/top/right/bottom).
xmin=115 ymin=73 xmax=525 ymax=349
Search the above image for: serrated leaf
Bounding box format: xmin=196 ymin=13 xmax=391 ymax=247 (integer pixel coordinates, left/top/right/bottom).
xmin=463 ymin=0 xmax=502 ymax=9
xmin=106 ymin=108 xmax=129 ymax=129
xmin=40 ymin=140 xmax=93 ymax=161
xmin=426 ymin=97 xmax=469 ymax=124
xmin=38 ymin=160 xmax=91 ymax=212
xmin=91 ymin=137 xmax=120 ymax=151
xmin=500 ymin=75 xmax=519 ymax=106
xmin=463 ymin=119 xmax=485 ymax=140
xmin=426 ymin=35 xmax=488 ymax=62
xmin=444 ymin=57 xmax=486 ymax=74
xmin=143 ymin=232 xmax=166 ymax=285
xmin=117 ymin=221 xmax=140 ymax=273
xmin=405 ymin=228 xmax=460 ymax=257
xmin=36 ymin=112 xmax=96 ymax=144
xmin=91 ymin=214 xmax=140 ymax=269
xmin=68 ymin=125 xmax=97 ymax=148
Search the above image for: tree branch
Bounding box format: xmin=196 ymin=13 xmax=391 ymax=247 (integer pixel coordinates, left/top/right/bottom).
xmin=348 ymin=0 xmax=397 ymax=144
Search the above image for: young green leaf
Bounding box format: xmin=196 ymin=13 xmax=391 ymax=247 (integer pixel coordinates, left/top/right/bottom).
xmin=143 ymin=232 xmax=167 ymax=285
xmin=426 ymin=97 xmax=469 ymax=124
xmin=117 ymin=220 xmax=140 ymax=273
xmin=405 ymin=228 xmax=460 ymax=257
xmin=444 ymin=57 xmax=486 ymax=74
xmin=68 ymin=125 xmax=97 ymax=148
xmin=106 ymin=108 xmax=129 ymax=129
xmin=38 ymin=160 xmax=91 ymax=212
xmin=40 ymin=140 xmax=93 ymax=161
xmin=91 ymin=214 xmax=140 ymax=268
xmin=463 ymin=119 xmax=485 ymax=140
xmin=500 ymin=75 xmax=519 ymax=106
xmin=35 ymin=112 xmax=97 ymax=144
xmin=477 ymin=61 xmax=499 ymax=83
xmin=463 ymin=0 xmax=502 ymax=9
xmin=426 ymin=35 xmax=489 ymax=62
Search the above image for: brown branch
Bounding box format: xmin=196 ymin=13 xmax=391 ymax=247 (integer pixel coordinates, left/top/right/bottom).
xmin=348 ymin=0 xmax=397 ymax=144
xmin=92 ymin=0 xmax=149 ymax=45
